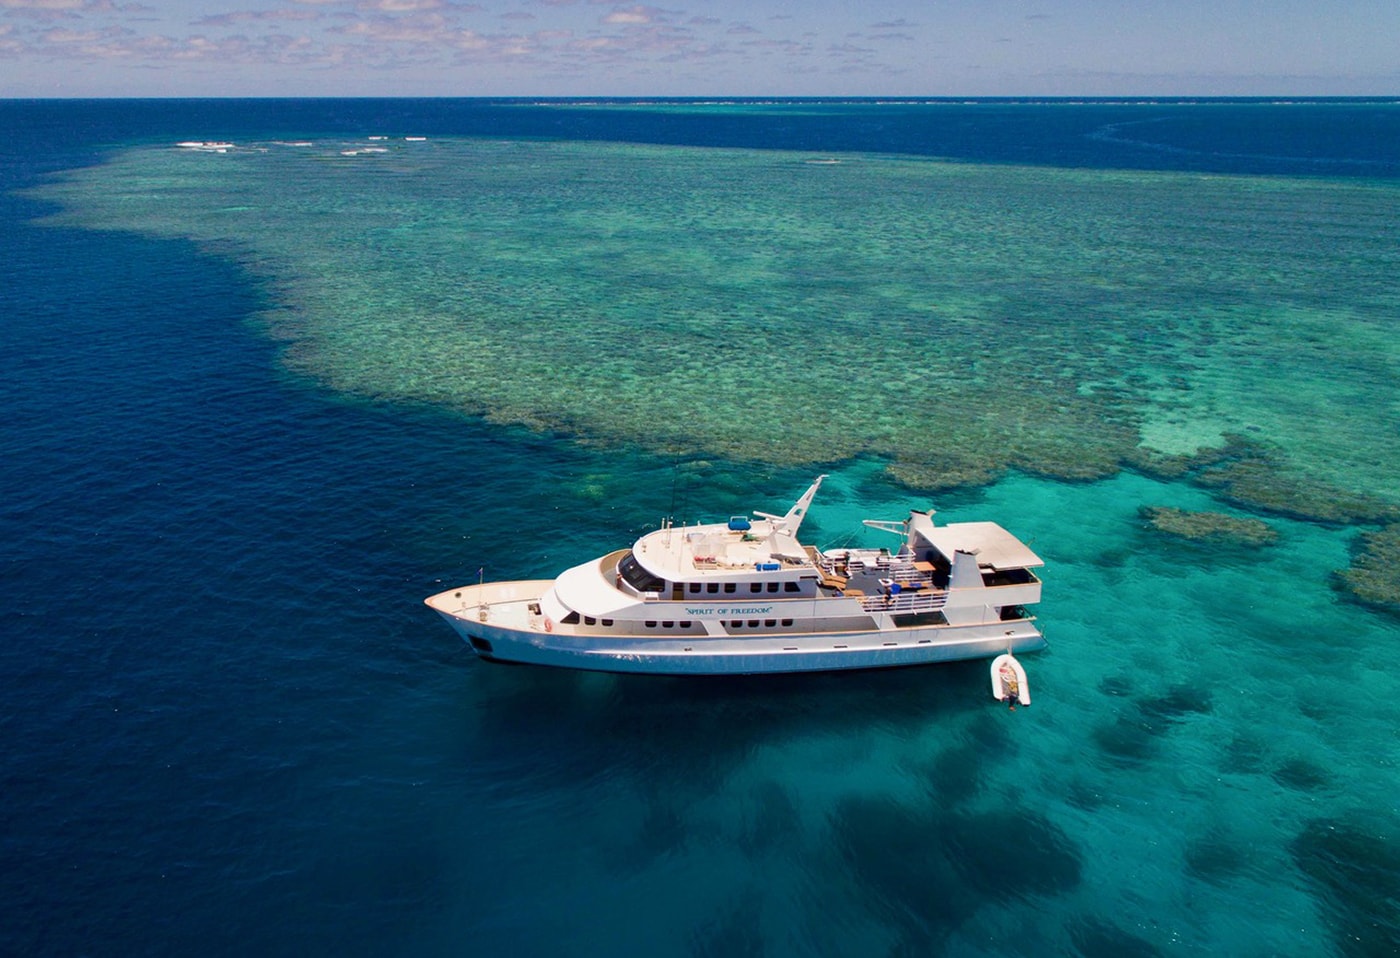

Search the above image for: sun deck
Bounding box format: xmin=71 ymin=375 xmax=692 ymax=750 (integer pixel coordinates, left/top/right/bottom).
xmin=633 ymin=521 xmax=816 ymax=578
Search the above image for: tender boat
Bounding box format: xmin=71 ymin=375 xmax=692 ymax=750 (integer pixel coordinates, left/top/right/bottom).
xmin=425 ymin=475 xmax=1046 ymax=675
xmin=991 ymin=652 xmax=1031 ymax=707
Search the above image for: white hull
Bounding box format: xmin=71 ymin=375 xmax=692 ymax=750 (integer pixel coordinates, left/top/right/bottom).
xmin=427 ymin=582 xmax=1044 ymax=675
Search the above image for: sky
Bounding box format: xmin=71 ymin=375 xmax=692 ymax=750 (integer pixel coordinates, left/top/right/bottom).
xmin=1 ymin=0 xmax=1397 ymax=98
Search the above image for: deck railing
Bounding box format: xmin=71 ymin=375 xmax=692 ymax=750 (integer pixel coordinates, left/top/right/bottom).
xmin=858 ymin=589 xmax=949 ymax=614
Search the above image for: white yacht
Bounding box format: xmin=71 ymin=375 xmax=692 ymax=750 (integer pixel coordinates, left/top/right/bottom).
xmin=425 ymin=476 xmax=1045 ymax=674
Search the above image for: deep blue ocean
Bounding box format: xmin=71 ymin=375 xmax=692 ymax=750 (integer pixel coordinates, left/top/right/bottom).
xmin=4 ymin=99 xmax=1399 ymax=957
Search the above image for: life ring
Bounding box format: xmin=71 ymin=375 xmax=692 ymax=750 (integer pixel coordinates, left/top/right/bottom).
xmin=544 ymin=617 xmax=553 ymax=632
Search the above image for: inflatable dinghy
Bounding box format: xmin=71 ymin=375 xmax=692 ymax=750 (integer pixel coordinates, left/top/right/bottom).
xmin=991 ymin=653 xmax=1030 ymax=707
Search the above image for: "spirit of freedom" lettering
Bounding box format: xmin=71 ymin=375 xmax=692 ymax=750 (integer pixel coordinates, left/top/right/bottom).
xmin=683 ymin=606 xmax=773 ymax=616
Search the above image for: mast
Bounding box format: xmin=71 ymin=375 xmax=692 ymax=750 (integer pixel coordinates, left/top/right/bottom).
xmin=779 ymin=474 xmax=826 ymax=537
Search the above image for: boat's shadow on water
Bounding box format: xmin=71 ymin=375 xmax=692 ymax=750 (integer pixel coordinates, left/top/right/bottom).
xmin=472 ymin=658 xmax=988 ymax=747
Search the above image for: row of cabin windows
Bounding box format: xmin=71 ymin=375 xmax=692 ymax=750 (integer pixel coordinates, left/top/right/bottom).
xmin=577 ymin=616 xmax=796 ymax=630
xmin=687 ymin=581 xmax=803 ymax=595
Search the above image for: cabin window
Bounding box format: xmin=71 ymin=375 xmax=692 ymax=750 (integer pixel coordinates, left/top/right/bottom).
xmin=767 ymin=582 xmax=779 ymax=593
xmin=748 ymin=620 xmax=760 ymax=628
xmin=706 ymin=583 xmax=719 ymax=594
xmin=584 ymin=616 xmax=596 ymax=626
xmin=663 ymin=621 xmax=674 ymax=628
xmin=645 ymin=620 xmax=657 ymax=628
xmin=689 ymin=583 xmax=701 ymax=594
xmin=781 ymin=618 xmax=793 ymax=627
xmin=561 ymin=611 xmax=580 ymax=624
xmin=750 ymin=583 xmax=763 ymax=593
xmin=619 ymin=551 xmax=666 ymax=593
xmin=601 ymin=619 xmax=614 ymax=627
xmin=680 ymin=621 xmax=693 ymax=629
xmin=784 ymin=582 xmax=801 ymax=593
xmin=730 ymin=620 xmax=742 ymax=629
xmin=765 ymin=619 xmax=776 ymax=627
xmin=723 ymin=583 xmax=736 ymax=594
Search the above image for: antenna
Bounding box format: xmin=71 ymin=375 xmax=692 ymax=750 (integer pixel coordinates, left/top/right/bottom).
xmin=668 ymin=463 xmax=697 ymax=526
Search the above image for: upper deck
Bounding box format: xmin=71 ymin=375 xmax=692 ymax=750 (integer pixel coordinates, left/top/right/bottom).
xmin=632 ymin=518 xmax=815 ymax=581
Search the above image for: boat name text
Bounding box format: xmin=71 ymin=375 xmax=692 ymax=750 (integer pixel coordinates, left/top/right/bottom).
xmin=684 ymin=606 xmax=773 ymax=616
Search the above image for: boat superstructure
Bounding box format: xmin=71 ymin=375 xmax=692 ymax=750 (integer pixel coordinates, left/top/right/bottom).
xmin=425 ymin=476 xmax=1045 ymax=675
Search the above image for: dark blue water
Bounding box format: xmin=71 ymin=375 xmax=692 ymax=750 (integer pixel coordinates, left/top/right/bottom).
xmin=4 ymin=100 xmax=1398 ymax=957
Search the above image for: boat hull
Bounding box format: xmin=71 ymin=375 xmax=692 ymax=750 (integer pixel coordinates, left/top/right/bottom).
xmin=426 ymin=582 xmax=1045 ymax=676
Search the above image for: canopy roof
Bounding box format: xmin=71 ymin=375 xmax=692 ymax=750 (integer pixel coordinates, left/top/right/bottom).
xmin=921 ymin=522 xmax=1043 ymax=570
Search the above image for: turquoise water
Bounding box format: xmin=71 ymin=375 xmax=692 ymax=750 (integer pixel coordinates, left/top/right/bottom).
xmin=3 ymin=99 xmax=1398 ymax=956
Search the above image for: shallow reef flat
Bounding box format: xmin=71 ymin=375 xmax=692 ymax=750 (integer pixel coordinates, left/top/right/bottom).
xmin=32 ymin=138 xmax=1400 ymax=521
xmin=1139 ymin=505 xmax=1279 ymax=546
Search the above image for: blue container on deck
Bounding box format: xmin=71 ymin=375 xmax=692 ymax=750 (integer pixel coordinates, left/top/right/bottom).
xmin=755 ymin=562 xmax=780 ymax=571
xmin=728 ymin=516 xmax=751 ymax=531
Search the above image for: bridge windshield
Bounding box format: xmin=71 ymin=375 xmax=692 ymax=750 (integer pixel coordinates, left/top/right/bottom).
xmin=618 ymin=551 xmax=666 ymax=594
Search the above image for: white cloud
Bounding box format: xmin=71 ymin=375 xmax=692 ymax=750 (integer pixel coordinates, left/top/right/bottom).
xmin=358 ymin=0 xmax=442 ymax=11
xmin=601 ymin=5 xmax=655 ymax=25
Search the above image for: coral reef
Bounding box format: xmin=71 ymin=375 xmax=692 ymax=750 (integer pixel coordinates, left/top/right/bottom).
xmin=1139 ymin=506 xmax=1278 ymax=546
xmin=1291 ymin=817 xmax=1400 ymax=957
xmin=1335 ymin=524 xmax=1400 ymax=613
xmin=31 ymin=138 xmax=1400 ymax=518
